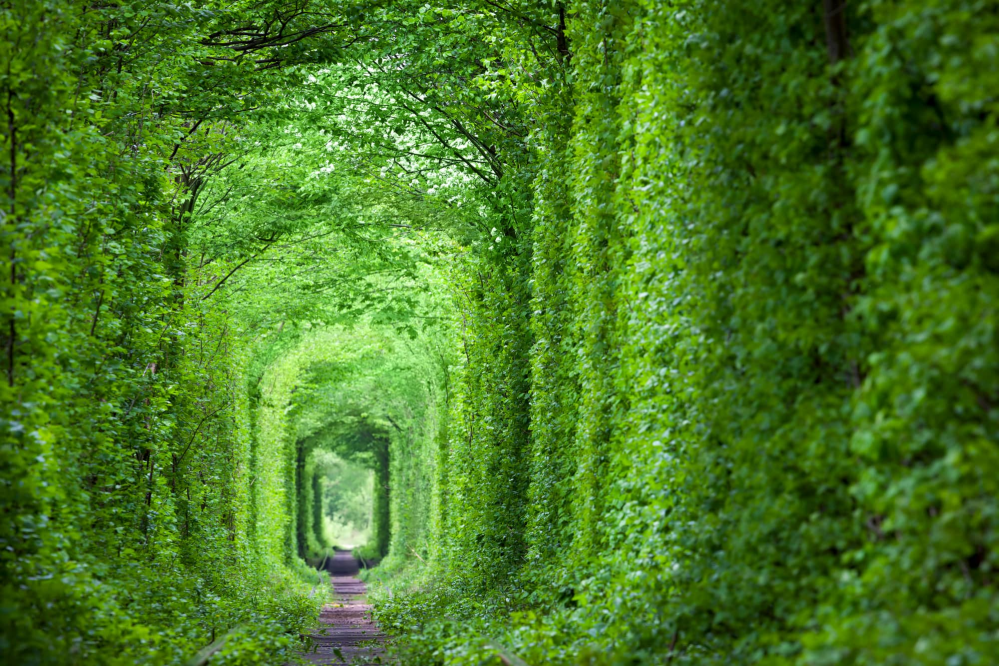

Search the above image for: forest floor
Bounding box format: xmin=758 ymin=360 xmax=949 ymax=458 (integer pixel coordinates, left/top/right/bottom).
xmin=299 ymin=550 xmax=386 ymax=664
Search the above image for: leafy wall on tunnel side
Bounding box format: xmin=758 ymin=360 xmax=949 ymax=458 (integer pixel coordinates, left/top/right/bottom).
xmin=375 ymin=2 xmax=999 ymax=665
xmin=0 ymin=4 xmax=334 ymax=655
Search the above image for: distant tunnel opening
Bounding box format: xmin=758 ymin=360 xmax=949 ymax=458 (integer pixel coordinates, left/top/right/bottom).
xmin=296 ymin=417 xmax=394 ymax=568
xmin=315 ymin=451 xmax=373 ymax=550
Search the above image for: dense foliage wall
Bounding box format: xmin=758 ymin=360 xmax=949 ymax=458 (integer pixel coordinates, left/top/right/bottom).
xmin=0 ymin=2 xmax=351 ymax=663
xmin=374 ymin=1 xmax=999 ymax=665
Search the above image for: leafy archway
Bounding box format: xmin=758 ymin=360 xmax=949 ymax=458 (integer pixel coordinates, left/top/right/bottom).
xmin=5 ymin=2 xmax=996 ymax=665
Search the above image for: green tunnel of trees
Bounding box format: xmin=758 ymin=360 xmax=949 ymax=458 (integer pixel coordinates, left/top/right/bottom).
xmin=3 ymin=1 xmax=998 ymax=665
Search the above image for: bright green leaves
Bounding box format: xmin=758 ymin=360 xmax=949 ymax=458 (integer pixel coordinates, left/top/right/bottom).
xmin=7 ymin=0 xmax=998 ymax=664
xmin=372 ymin=1 xmax=999 ymax=665
xmin=0 ymin=2 xmax=359 ymax=663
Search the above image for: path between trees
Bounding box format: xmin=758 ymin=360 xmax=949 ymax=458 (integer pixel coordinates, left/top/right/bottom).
xmin=300 ymin=550 xmax=386 ymax=665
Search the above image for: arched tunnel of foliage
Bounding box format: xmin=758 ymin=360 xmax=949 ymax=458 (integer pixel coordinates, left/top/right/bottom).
xmin=3 ymin=1 xmax=999 ymax=665
xmin=259 ymin=322 xmax=447 ymax=567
